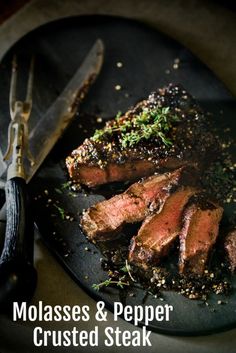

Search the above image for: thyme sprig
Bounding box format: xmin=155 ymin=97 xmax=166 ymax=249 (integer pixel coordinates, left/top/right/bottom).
xmin=92 ymin=277 xmax=130 ymax=291
xmin=92 ymin=261 xmax=137 ymax=291
xmin=121 ymin=260 xmax=136 ymax=282
xmin=92 ymin=106 xmax=179 ymax=148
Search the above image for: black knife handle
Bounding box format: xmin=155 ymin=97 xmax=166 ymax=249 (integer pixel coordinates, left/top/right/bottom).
xmin=0 ymin=177 xmax=37 ymax=311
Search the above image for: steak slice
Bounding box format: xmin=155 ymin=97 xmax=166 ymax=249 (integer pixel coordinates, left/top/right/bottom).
xmin=224 ymin=229 xmax=236 ymax=272
xmin=66 ymin=83 xmax=217 ymax=187
xmin=128 ymin=186 xmax=197 ymax=269
xmin=80 ymin=167 xmax=187 ymax=242
xmin=179 ymin=195 xmax=223 ymax=276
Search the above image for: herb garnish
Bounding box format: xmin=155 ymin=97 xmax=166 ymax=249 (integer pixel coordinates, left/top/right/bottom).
xmin=53 ymin=204 xmax=65 ymax=220
xmin=92 ymin=261 xmax=135 ymax=291
xmin=54 ymin=188 xmax=62 ymax=194
xmin=92 ymin=106 xmax=179 ymax=148
xmin=115 ymin=111 xmax=122 ymax=120
xmin=120 ymin=260 xmax=136 ymax=282
xmin=92 ymin=277 xmax=130 ymax=291
xmin=61 ymin=181 xmax=71 ymax=190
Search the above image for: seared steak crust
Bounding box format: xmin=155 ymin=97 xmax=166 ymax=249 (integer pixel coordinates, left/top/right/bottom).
xmin=66 ymin=84 xmax=217 ymax=187
xmin=179 ymin=195 xmax=223 ymax=276
xmin=80 ymin=168 xmax=186 ymax=241
xmin=129 ymin=187 xmax=198 ymax=269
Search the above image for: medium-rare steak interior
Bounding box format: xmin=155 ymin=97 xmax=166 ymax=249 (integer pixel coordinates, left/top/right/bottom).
xmin=81 ymin=167 xmax=187 ymax=241
xmin=66 ymin=84 xmax=217 ymax=187
xmin=179 ymin=195 xmax=223 ymax=276
xmin=129 ymin=186 xmax=198 ymax=269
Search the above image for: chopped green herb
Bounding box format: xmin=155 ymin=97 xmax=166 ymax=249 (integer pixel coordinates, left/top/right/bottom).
xmin=61 ymin=181 xmax=71 ymax=190
xmin=115 ymin=111 xmax=122 ymax=120
xmin=91 ymin=106 xmax=179 ymax=148
xmin=67 ymin=191 xmax=77 ymax=198
xmin=53 ymin=204 xmax=65 ymax=220
xmin=55 ymin=188 xmax=62 ymax=194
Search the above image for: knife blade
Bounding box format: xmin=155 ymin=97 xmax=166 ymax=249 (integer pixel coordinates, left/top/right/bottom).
xmin=0 ymin=38 xmax=104 ymax=222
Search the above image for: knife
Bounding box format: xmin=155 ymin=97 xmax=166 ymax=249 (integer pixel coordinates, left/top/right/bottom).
xmin=0 ymin=39 xmax=104 ymax=310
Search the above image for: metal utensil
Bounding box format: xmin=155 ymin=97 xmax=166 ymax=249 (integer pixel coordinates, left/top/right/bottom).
xmin=0 ymin=39 xmax=104 ymax=311
xmin=0 ymin=55 xmax=37 ymax=311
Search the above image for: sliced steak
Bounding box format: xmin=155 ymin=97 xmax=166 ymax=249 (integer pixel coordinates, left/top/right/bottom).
xmin=128 ymin=187 xmax=197 ymax=269
xmin=179 ymin=195 xmax=223 ymax=276
xmin=66 ymin=84 xmax=217 ymax=187
xmin=80 ymin=167 xmax=188 ymax=242
xmin=224 ymin=229 xmax=236 ymax=272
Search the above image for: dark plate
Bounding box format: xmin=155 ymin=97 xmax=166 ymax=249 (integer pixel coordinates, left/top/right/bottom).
xmin=0 ymin=16 xmax=236 ymax=336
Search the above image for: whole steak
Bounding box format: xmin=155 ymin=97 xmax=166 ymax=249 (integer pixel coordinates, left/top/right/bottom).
xmin=66 ymin=84 xmax=217 ymax=187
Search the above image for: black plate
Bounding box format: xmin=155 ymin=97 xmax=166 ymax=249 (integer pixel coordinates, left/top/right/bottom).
xmin=0 ymin=16 xmax=236 ymax=336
